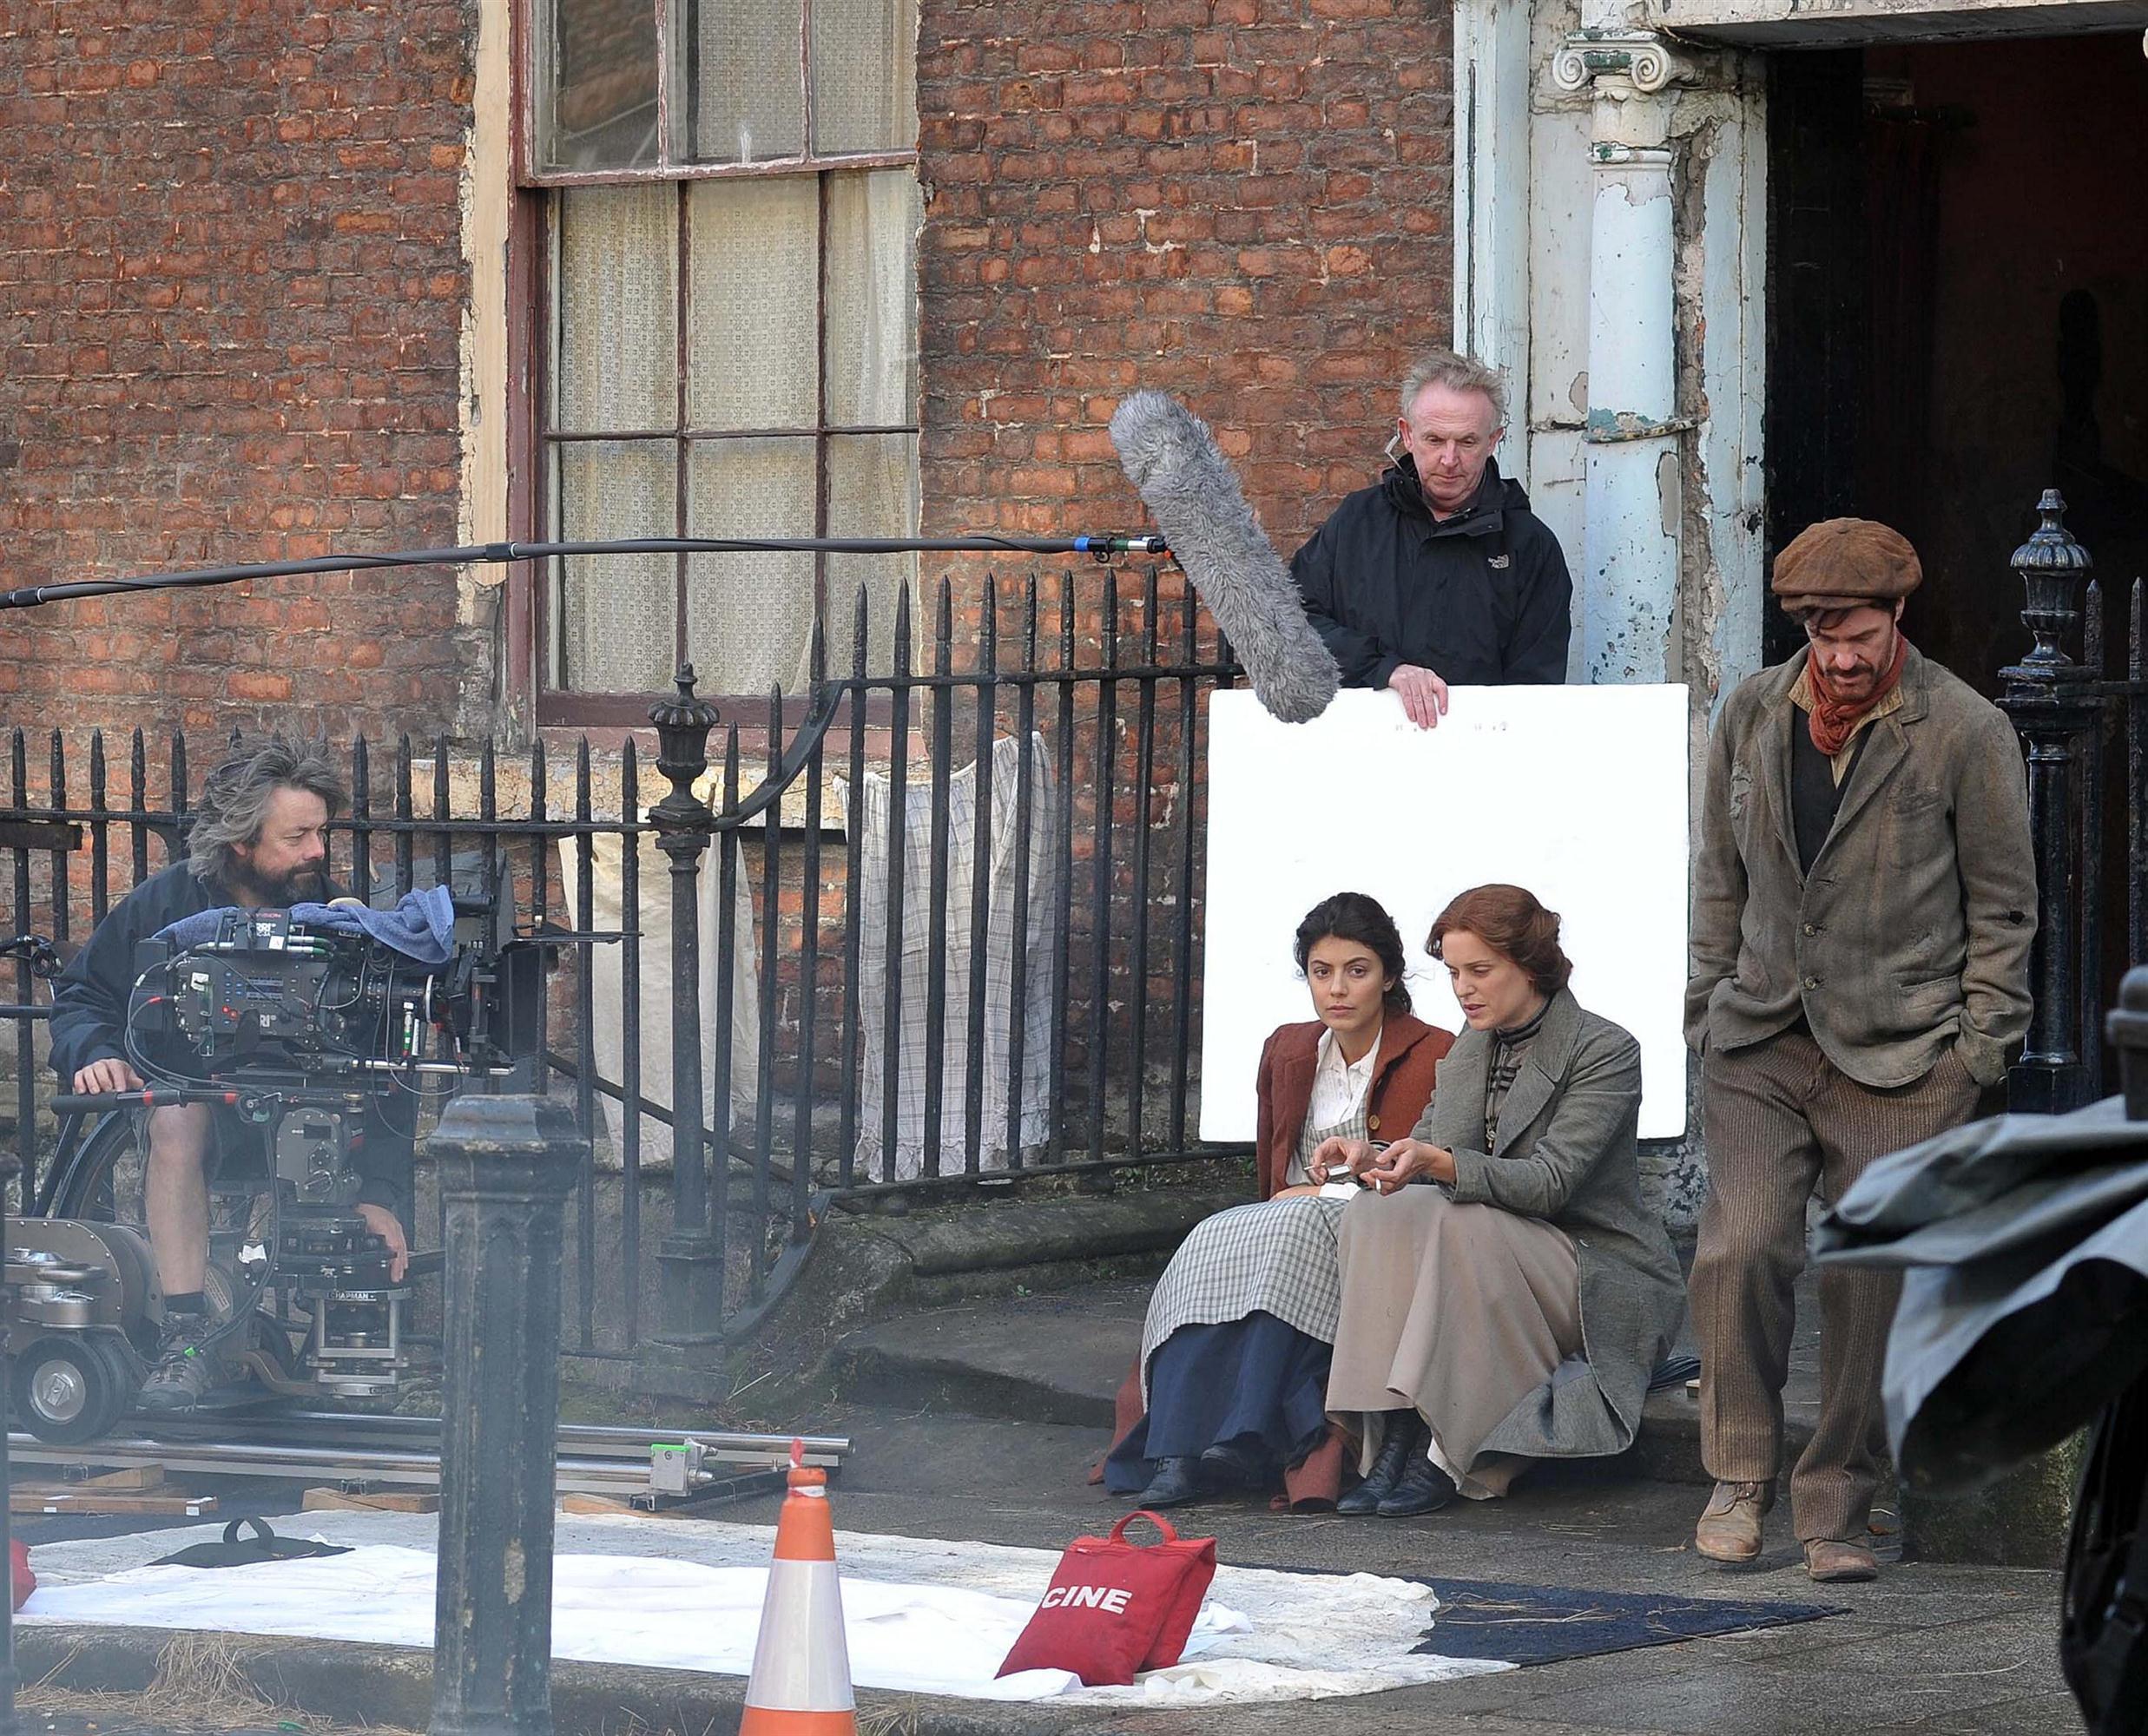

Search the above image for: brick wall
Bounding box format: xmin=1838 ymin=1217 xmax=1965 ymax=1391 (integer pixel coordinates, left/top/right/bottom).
xmin=0 ymin=0 xmax=1457 ymax=740
xmin=0 ymin=0 xmax=478 ymax=736
xmin=917 ymin=0 xmax=1456 ymax=557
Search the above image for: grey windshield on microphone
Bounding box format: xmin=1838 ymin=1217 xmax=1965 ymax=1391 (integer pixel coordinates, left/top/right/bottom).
xmin=1109 ymin=391 xmax=1341 ymax=725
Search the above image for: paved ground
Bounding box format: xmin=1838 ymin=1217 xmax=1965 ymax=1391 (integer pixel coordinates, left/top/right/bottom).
xmin=0 ymin=1262 xmax=2088 ymax=1734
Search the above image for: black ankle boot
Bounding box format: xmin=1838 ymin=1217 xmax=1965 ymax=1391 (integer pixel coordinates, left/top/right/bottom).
xmin=1137 ymin=1457 xmax=1202 ymax=1509
xmin=1338 ymin=1414 xmax=1421 ymax=1516
xmin=1379 ymin=1450 xmax=1459 ymax=1517
xmin=1197 ymin=1438 xmax=1268 ymax=1490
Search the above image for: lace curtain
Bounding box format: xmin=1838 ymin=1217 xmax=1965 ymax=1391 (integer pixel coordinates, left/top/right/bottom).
xmin=551 ymin=168 xmax=920 ymax=699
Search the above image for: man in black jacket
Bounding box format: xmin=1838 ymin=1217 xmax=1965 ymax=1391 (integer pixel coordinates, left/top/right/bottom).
xmin=49 ymin=735 xmax=412 ymax=1412
xmin=1291 ymin=349 xmax=1573 ymax=727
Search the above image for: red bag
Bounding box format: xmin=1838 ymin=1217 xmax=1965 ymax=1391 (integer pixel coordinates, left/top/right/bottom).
xmin=997 ymin=1509 xmax=1216 ymax=1687
xmin=10 ymin=1538 xmax=32 ymax=1613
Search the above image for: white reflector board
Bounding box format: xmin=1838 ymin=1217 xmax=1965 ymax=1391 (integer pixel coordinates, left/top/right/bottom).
xmin=1200 ymin=686 xmax=1690 ymax=1142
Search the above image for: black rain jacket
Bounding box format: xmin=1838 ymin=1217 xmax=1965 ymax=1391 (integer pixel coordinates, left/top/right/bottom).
xmin=49 ymin=858 xmax=414 ymax=1220
xmin=1289 ymin=455 xmax=1573 ymax=689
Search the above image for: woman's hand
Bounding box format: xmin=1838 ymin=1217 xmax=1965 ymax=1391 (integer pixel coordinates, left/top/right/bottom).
xmin=1361 ymin=1139 xmax=1457 ymax=1194
xmin=1308 ymin=1136 xmax=1374 ymax=1185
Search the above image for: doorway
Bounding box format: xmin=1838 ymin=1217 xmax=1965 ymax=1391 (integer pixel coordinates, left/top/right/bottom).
xmin=1762 ymin=30 xmax=2148 ymax=690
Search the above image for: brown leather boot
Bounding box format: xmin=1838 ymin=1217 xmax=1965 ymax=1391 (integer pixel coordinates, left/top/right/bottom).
xmin=1694 ymin=1479 xmax=1775 ymax=1562
xmin=1803 ymin=1538 xmax=1880 ymax=1582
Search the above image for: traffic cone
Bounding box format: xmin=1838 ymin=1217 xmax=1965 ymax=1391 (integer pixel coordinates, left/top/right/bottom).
xmin=739 ymin=1441 xmax=857 ymax=1735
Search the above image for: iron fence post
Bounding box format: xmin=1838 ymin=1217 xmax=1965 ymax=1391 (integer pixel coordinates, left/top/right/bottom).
xmin=2000 ymin=489 xmax=2100 ymax=1115
xmin=648 ymin=667 xmax=727 ymax=1338
xmin=428 ymin=1094 xmax=585 ymax=1736
xmin=2109 ymin=966 xmax=2148 ymax=1122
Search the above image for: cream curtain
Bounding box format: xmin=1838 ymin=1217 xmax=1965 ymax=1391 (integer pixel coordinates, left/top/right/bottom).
xmin=555 ymin=185 xmax=678 ymax=695
xmin=551 ymin=166 xmax=922 ymax=698
xmin=811 ymin=0 xmax=919 ymax=155
xmin=849 ymin=734 xmax=1062 ymax=1180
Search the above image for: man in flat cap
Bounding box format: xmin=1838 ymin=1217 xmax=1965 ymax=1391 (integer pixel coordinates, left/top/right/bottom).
xmin=1685 ymin=518 xmax=2035 ymax=1581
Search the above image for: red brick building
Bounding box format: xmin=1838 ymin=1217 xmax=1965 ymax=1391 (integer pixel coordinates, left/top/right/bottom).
xmin=0 ymin=0 xmax=1457 ymax=740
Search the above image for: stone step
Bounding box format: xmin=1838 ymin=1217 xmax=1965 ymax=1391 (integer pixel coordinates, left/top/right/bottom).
xmin=829 ymin=1264 xmax=1827 ymax=1489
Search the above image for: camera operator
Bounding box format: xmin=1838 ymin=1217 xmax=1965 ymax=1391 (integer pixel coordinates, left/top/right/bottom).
xmin=49 ymin=735 xmax=414 ymax=1413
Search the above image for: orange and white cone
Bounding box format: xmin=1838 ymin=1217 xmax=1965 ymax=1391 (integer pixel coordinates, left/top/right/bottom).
xmin=739 ymin=1441 xmax=856 ymax=1735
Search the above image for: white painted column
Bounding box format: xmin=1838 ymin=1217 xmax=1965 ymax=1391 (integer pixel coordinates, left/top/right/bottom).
xmin=1453 ymin=0 xmax=1534 ymax=481
xmin=1552 ymin=30 xmax=1695 ymax=684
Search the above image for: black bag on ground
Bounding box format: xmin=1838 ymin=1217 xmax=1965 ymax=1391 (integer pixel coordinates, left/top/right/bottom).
xmin=2062 ymin=1376 xmax=2148 ymax=1735
xmin=151 ymin=1517 xmax=352 ymax=1569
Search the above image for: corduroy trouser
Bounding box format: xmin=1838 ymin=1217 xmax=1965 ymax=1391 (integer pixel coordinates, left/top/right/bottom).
xmin=1691 ymin=1026 xmax=1981 ymax=1544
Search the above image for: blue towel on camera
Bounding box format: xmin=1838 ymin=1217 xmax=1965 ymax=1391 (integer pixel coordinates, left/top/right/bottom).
xmin=154 ymin=886 xmax=458 ymax=965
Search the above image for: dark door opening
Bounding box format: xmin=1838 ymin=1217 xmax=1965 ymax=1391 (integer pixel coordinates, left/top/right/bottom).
xmin=1763 ymin=31 xmax=2148 ymax=691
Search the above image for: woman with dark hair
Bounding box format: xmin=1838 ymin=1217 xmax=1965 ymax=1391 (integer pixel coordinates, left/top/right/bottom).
xmin=1319 ymin=884 xmax=1684 ymax=1517
xmin=1099 ymin=891 xmax=1453 ymax=1509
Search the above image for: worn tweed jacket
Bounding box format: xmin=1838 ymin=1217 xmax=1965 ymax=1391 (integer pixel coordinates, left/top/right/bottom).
xmin=1400 ymin=988 xmax=1687 ymax=1463
xmin=1687 ymin=645 xmax=2036 ymax=1090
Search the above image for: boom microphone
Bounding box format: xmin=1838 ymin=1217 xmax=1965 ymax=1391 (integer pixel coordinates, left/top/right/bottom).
xmin=1108 ymin=391 xmax=1340 ymax=724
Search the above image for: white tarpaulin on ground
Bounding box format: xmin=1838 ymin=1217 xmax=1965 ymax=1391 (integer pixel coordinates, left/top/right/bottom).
xmin=22 ymin=1512 xmax=1510 ymax=1706
xmin=1201 ymin=686 xmax=1690 ymax=1141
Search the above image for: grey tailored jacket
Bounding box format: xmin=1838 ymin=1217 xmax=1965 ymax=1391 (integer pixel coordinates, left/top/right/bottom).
xmin=1405 ymin=989 xmax=1687 ymax=1463
xmin=1686 ymin=646 xmax=2036 ymax=1090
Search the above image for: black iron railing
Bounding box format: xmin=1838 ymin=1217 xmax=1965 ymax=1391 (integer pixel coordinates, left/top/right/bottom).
xmin=2000 ymin=490 xmax=2148 ymax=1114
xmin=0 ymin=565 xmax=1250 ymax=1356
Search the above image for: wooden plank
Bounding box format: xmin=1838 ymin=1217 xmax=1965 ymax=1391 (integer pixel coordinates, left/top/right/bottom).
xmin=73 ymin=1464 xmax=167 ymax=1490
xmin=302 ymin=1487 xmax=439 ymax=1515
xmin=557 ymin=1493 xmax=637 ymax=1517
xmin=13 ymin=1489 xmax=214 ymax=1516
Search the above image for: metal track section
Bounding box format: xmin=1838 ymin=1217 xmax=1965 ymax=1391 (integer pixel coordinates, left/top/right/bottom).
xmin=7 ymin=1413 xmax=848 ymax=1506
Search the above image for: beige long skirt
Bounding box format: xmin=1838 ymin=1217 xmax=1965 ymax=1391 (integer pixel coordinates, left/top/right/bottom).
xmin=1327 ymin=1187 xmax=1581 ymax=1499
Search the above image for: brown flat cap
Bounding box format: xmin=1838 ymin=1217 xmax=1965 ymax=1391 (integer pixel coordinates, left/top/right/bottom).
xmin=1772 ymin=518 xmax=1922 ymax=611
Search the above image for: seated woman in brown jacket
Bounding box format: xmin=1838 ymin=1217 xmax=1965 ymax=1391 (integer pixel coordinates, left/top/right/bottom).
xmin=1318 ymin=884 xmax=1685 ymax=1518
xmin=1100 ymin=892 xmax=1452 ymax=1509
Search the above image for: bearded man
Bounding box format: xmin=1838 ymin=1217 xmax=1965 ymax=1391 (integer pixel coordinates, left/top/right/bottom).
xmin=1684 ymin=519 xmax=2036 ymax=1582
xmin=49 ymin=734 xmax=412 ymax=1411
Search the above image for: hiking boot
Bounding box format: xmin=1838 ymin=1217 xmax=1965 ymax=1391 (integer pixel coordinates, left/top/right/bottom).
xmin=1695 ymin=1479 xmax=1776 ymax=1562
xmin=137 ymin=1317 xmax=221 ymax=1414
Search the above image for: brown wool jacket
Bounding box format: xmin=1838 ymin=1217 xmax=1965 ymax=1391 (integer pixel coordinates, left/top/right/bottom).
xmin=1253 ymin=1011 xmax=1453 ymax=1200
xmin=1686 ymin=645 xmax=2036 ymax=1089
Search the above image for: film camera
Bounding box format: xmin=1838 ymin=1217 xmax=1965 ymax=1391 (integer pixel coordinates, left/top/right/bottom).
xmin=9 ymin=900 xmax=552 ymax=1442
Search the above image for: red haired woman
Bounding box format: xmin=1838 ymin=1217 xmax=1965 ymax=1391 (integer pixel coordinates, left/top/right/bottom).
xmin=1318 ymin=884 xmax=1686 ymax=1517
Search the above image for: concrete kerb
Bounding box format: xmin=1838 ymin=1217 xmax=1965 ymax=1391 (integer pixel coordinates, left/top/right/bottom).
xmin=10 ymin=1623 xmax=1127 ymax=1736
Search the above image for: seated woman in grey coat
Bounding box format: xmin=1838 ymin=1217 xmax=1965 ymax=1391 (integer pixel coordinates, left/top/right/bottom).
xmin=1311 ymin=883 xmax=1686 ymax=1518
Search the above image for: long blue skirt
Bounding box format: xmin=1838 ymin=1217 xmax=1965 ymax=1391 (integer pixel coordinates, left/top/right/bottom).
xmin=1102 ymin=1310 xmax=1333 ymax=1494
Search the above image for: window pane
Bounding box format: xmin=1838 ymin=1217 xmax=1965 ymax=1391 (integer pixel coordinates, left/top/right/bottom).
xmin=824 ymin=431 xmax=918 ymax=673
xmin=537 ymin=0 xmax=661 ymax=171
xmin=684 ymin=437 xmax=818 ymax=695
xmin=554 ymin=440 xmax=679 ymax=693
xmin=680 ymin=0 xmax=804 ymax=164
xmin=825 ymin=171 xmax=921 ymax=427
xmin=686 ymin=179 xmax=819 ymax=431
xmin=811 ymin=0 xmax=917 ymax=155
xmin=556 ymin=186 xmax=678 ymax=432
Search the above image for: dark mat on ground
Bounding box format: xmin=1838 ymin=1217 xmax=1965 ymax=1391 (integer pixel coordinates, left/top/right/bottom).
xmin=1407 ymin=1575 xmax=1846 ymax=1667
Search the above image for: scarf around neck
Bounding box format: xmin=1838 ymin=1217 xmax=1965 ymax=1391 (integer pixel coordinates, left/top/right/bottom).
xmin=1806 ymin=633 xmax=1908 ymax=758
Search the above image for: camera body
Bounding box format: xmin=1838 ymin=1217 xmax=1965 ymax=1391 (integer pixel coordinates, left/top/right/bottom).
xmin=8 ymin=901 xmax=550 ymax=1442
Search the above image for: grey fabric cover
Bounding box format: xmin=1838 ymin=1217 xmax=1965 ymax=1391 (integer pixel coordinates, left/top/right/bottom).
xmin=1814 ymin=1095 xmax=2148 ymax=1491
